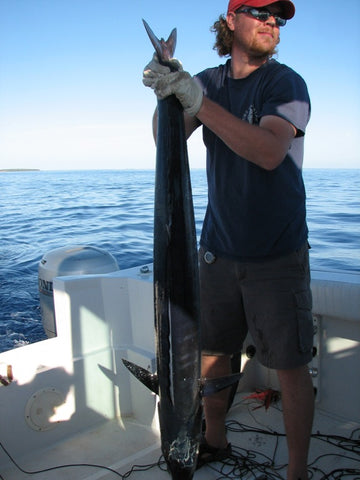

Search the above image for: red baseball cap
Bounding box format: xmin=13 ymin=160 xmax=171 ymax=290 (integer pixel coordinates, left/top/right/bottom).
xmin=227 ymin=0 xmax=295 ymax=19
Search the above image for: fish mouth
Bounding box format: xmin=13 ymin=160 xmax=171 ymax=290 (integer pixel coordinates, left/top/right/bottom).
xmin=167 ymin=460 xmax=196 ymax=480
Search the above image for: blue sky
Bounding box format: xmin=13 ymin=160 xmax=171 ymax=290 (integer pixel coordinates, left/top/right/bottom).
xmin=0 ymin=0 xmax=359 ymax=170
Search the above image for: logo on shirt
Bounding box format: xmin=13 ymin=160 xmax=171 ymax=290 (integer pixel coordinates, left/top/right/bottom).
xmin=242 ymin=105 xmax=260 ymax=125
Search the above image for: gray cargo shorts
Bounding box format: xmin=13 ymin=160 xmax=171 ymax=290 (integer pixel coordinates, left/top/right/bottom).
xmin=199 ymin=242 xmax=314 ymax=370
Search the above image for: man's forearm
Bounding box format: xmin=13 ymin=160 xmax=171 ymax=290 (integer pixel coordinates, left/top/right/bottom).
xmin=196 ymin=96 xmax=295 ymax=171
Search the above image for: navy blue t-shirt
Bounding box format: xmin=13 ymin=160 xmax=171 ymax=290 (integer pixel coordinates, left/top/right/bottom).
xmin=196 ymin=59 xmax=311 ymax=260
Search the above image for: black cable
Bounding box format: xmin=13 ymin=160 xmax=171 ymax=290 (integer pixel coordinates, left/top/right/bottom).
xmin=0 ymin=440 xmax=165 ymax=479
xmin=225 ymin=419 xmax=360 ymax=480
xmin=1 ymin=421 xmax=359 ymax=480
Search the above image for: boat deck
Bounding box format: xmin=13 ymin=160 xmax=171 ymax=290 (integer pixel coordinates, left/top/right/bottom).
xmin=1 ymin=268 xmax=359 ymax=479
xmin=2 ymin=391 xmax=359 ymax=480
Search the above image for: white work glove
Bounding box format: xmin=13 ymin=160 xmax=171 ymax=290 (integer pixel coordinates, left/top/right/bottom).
xmin=143 ymin=54 xmax=203 ymax=117
xmin=143 ymin=53 xmax=183 ymax=81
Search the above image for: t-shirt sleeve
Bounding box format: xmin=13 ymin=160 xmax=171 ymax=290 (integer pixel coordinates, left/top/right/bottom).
xmin=261 ymin=69 xmax=311 ymax=137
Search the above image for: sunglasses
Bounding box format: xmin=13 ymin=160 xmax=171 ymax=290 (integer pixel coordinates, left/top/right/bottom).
xmin=236 ymin=7 xmax=287 ymax=27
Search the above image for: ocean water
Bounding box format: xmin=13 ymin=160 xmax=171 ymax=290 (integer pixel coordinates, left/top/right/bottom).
xmin=1 ymin=168 xmax=359 ymax=353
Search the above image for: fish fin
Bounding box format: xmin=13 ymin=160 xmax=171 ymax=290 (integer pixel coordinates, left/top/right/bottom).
xmin=122 ymin=358 xmax=159 ymax=395
xmin=142 ymin=19 xmax=177 ymax=66
xmin=164 ymin=28 xmax=177 ymax=59
xmin=201 ymin=373 xmax=243 ymax=397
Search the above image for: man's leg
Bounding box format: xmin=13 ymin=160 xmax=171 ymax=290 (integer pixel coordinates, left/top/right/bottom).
xmin=277 ymin=365 xmax=314 ymax=480
xmin=202 ymin=354 xmax=232 ymax=449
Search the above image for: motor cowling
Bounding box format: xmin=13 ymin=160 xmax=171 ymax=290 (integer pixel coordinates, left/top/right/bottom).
xmin=38 ymin=246 xmax=119 ymax=337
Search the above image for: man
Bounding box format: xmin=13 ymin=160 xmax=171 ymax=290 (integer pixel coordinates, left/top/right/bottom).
xmin=143 ymin=1 xmax=314 ymax=479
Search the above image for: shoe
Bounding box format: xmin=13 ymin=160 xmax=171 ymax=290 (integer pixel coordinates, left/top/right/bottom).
xmin=197 ymin=439 xmax=232 ymax=469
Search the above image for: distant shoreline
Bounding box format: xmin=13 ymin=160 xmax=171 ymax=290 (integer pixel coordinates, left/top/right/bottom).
xmin=0 ymin=169 xmax=40 ymax=172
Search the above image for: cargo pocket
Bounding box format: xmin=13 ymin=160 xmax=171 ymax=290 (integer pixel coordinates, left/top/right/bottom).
xmin=295 ymin=289 xmax=313 ymax=353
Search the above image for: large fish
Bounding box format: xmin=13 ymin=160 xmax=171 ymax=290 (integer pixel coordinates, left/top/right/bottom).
xmin=122 ymin=21 xmax=242 ymax=480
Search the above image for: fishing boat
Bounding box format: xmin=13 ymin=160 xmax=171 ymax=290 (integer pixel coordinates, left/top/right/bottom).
xmin=0 ymin=249 xmax=359 ymax=479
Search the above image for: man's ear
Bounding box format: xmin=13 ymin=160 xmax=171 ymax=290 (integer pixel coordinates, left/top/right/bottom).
xmin=226 ymin=12 xmax=236 ymax=32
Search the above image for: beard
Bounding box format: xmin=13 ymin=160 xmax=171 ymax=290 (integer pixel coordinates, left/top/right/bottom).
xmin=234 ymin=31 xmax=279 ymax=60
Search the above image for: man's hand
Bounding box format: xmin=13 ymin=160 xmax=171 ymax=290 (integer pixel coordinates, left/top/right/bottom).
xmin=143 ymin=54 xmax=203 ymax=117
xmin=143 ymin=53 xmax=183 ymax=83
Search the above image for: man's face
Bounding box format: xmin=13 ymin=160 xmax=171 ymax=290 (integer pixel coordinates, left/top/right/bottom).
xmin=227 ymin=4 xmax=282 ymax=59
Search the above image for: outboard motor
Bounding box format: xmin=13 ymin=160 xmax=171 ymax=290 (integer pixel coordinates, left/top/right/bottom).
xmin=38 ymin=246 xmax=119 ymax=337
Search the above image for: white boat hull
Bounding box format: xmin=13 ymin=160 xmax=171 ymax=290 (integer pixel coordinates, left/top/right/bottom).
xmin=1 ymin=265 xmax=359 ymax=478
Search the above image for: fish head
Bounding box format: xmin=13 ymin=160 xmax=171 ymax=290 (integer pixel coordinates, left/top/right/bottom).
xmin=165 ymin=434 xmax=199 ymax=480
xmin=160 ymin=404 xmax=203 ymax=480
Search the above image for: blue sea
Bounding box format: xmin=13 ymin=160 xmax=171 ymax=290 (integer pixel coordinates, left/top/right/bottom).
xmin=1 ymin=169 xmax=359 ymax=353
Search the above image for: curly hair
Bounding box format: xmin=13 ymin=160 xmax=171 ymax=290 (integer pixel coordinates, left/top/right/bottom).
xmin=211 ymin=14 xmax=280 ymax=58
xmin=211 ymin=15 xmax=233 ymax=57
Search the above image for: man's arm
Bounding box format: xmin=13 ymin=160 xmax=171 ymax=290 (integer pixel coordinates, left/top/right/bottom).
xmin=197 ymin=96 xmax=296 ymax=171
xmin=145 ymin=57 xmax=296 ymax=168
